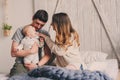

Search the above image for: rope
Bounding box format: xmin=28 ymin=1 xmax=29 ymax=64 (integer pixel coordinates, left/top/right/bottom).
xmin=48 ymin=0 xmax=60 ymax=32
xmin=92 ymin=0 xmax=120 ymax=66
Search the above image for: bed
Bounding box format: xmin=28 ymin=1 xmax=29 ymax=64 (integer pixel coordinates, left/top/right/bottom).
xmin=1 ymin=51 xmax=119 ymax=80
xmin=87 ymin=59 xmax=118 ymax=80
xmin=79 ymin=51 xmax=119 ymax=80
xmin=0 ymin=74 xmax=9 ymax=80
xmin=8 ymin=60 xmax=118 ymax=80
xmin=9 ymin=66 xmax=112 ymax=80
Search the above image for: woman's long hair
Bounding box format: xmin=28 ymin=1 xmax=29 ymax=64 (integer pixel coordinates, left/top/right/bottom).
xmin=51 ymin=13 xmax=80 ymax=50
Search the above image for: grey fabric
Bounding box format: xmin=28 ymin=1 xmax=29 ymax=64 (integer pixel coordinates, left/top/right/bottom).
xmin=12 ymin=27 xmax=24 ymax=44
xmin=37 ymin=29 xmax=50 ymax=37
xmin=9 ymin=63 xmax=28 ymax=77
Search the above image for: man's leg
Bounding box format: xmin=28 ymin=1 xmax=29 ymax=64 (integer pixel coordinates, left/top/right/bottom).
xmin=9 ymin=63 xmax=28 ymax=77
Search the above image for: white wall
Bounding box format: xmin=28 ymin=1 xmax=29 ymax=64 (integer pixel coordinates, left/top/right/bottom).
xmin=0 ymin=0 xmax=33 ymax=73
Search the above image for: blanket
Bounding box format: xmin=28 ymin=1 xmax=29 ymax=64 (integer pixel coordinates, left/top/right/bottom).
xmin=9 ymin=66 xmax=112 ymax=80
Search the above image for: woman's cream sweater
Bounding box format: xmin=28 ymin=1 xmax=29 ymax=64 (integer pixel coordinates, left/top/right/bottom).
xmin=44 ymin=36 xmax=83 ymax=69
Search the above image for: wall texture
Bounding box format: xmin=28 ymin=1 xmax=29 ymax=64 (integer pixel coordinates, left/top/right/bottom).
xmin=0 ymin=0 xmax=33 ymax=73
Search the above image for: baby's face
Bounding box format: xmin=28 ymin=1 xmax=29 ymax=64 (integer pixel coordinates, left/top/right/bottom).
xmin=27 ymin=26 xmax=37 ymax=37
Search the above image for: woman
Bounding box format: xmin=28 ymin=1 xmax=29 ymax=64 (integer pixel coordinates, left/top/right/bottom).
xmin=38 ymin=12 xmax=83 ymax=70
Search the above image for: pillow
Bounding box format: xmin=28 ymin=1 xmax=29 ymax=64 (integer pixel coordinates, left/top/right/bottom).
xmin=80 ymin=51 xmax=108 ymax=65
xmin=0 ymin=74 xmax=9 ymax=80
xmin=88 ymin=61 xmax=107 ymax=72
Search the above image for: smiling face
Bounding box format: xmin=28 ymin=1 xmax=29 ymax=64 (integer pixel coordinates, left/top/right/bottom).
xmin=28 ymin=26 xmax=37 ymax=37
xmin=23 ymin=26 xmax=37 ymax=37
xmin=31 ymin=10 xmax=48 ymax=31
xmin=31 ymin=19 xmax=46 ymax=31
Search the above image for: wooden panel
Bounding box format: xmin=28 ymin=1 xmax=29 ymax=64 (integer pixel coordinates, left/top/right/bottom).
xmin=116 ymin=0 xmax=120 ymax=43
xmin=95 ymin=0 xmax=112 ymax=56
xmin=92 ymin=2 xmax=102 ymax=51
xmin=81 ymin=0 xmax=101 ymax=51
xmin=82 ymin=0 xmax=94 ymax=50
xmin=97 ymin=0 xmax=117 ymax=58
xmin=34 ymin=0 xmax=47 ymax=11
xmin=116 ymin=0 xmax=120 ymax=36
xmin=116 ymin=0 xmax=120 ymax=64
xmin=77 ymin=0 xmax=85 ymax=50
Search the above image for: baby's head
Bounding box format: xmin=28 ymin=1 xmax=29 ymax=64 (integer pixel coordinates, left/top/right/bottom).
xmin=23 ymin=25 xmax=37 ymax=37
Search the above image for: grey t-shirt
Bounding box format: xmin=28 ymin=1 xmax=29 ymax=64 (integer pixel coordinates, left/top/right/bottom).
xmin=12 ymin=27 xmax=24 ymax=44
xmin=12 ymin=27 xmax=50 ymax=63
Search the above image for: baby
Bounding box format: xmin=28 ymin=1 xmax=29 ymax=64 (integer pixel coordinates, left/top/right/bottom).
xmin=17 ymin=25 xmax=44 ymax=66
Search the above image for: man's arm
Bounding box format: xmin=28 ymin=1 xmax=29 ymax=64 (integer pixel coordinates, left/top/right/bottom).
xmin=37 ymin=43 xmax=51 ymax=66
xmin=11 ymin=40 xmax=38 ymax=57
xmin=24 ymin=44 xmax=51 ymax=70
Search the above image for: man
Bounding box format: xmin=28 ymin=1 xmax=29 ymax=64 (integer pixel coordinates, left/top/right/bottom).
xmin=10 ymin=10 xmax=54 ymax=77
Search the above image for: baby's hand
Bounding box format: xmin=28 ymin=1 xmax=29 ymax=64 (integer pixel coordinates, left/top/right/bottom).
xmin=39 ymin=37 xmax=44 ymax=42
xmin=39 ymin=37 xmax=44 ymax=47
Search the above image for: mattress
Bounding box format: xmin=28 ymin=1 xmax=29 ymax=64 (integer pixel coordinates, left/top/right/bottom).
xmin=0 ymin=74 xmax=9 ymax=80
xmin=88 ymin=59 xmax=119 ymax=80
xmin=0 ymin=60 xmax=118 ymax=80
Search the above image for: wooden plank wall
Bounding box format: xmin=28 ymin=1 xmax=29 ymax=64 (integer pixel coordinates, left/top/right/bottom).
xmin=34 ymin=0 xmax=120 ymax=61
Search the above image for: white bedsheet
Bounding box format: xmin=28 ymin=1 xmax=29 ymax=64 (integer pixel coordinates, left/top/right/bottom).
xmin=79 ymin=51 xmax=119 ymax=80
xmin=0 ymin=51 xmax=118 ymax=80
xmin=0 ymin=74 xmax=9 ymax=80
xmin=88 ymin=59 xmax=119 ymax=80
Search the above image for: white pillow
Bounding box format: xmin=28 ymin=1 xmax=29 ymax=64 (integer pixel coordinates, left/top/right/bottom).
xmin=0 ymin=74 xmax=9 ymax=80
xmin=80 ymin=51 xmax=108 ymax=69
xmin=88 ymin=61 xmax=107 ymax=71
xmin=80 ymin=51 xmax=108 ymax=65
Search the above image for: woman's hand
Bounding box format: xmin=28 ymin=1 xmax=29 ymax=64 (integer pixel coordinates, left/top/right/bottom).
xmin=38 ymin=33 xmax=46 ymax=39
xmin=24 ymin=63 xmax=37 ymax=71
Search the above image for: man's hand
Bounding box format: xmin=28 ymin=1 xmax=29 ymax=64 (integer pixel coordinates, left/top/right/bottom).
xmin=24 ymin=63 xmax=37 ymax=71
xmin=11 ymin=41 xmax=19 ymax=57
xmin=11 ymin=41 xmax=38 ymax=57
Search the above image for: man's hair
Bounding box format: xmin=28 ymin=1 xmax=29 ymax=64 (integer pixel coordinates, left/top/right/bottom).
xmin=33 ymin=10 xmax=48 ymax=22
